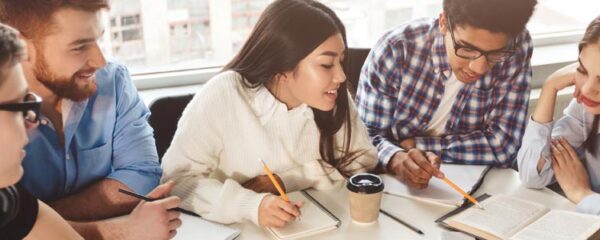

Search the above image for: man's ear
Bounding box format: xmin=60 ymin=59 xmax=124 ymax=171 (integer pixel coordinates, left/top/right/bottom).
xmin=439 ymin=12 xmax=448 ymax=34
xmin=18 ymin=38 xmax=38 ymax=81
xmin=22 ymin=38 xmax=36 ymax=67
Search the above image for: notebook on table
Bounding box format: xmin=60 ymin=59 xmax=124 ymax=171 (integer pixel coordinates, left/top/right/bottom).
xmin=266 ymin=191 xmax=340 ymax=240
xmin=175 ymin=213 xmax=240 ymax=240
xmin=436 ymin=194 xmax=600 ymax=240
xmin=381 ymin=164 xmax=491 ymax=206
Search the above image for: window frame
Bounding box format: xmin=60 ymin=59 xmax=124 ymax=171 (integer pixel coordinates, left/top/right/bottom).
xmin=132 ymin=32 xmax=584 ymax=91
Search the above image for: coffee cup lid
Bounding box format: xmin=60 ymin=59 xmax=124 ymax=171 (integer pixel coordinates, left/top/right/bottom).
xmin=347 ymin=173 xmax=384 ymax=194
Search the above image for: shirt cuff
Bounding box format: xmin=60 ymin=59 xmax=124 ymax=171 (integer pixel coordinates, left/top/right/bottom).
xmin=107 ymin=169 xmax=160 ymax=195
xmin=378 ymin=139 xmax=403 ymax=167
xmin=239 ymin=191 xmax=270 ymax=226
xmin=526 ymin=117 xmax=555 ymax=175
xmin=576 ymin=193 xmax=600 ymax=215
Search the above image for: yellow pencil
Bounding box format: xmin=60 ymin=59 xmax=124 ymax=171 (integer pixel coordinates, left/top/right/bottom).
xmin=442 ymin=177 xmax=485 ymax=210
xmin=261 ymin=159 xmax=289 ymax=202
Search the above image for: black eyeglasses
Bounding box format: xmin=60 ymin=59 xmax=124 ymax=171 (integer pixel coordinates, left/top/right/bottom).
xmin=0 ymin=92 xmax=42 ymax=124
xmin=447 ymin=18 xmax=515 ymax=63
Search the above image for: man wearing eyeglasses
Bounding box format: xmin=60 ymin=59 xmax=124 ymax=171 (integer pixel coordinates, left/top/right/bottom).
xmin=356 ymin=0 xmax=537 ymax=189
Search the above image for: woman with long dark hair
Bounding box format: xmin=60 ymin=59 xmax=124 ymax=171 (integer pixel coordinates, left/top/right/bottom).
xmin=161 ymin=0 xmax=377 ymax=227
xmin=518 ymin=15 xmax=600 ymax=215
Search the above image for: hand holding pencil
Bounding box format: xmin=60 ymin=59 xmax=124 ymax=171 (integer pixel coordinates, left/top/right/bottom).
xmin=388 ymin=149 xmax=445 ymax=189
xmin=256 ymin=159 xmax=304 ymax=228
xmin=120 ymin=181 xmax=183 ymax=239
xmin=389 ymin=149 xmax=484 ymax=209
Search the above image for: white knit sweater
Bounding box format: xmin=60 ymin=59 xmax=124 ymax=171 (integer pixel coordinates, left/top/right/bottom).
xmin=161 ymin=71 xmax=377 ymax=225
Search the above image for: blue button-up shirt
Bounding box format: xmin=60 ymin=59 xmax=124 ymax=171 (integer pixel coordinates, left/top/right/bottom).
xmin=20 ymin=61 xmax=161 ymax=201
xmin=356 ymin=18 xmax=533 ymax=167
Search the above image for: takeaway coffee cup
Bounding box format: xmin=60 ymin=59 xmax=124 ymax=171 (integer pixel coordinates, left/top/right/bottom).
xmin=346 ymin=173 xmax=384 ymax=224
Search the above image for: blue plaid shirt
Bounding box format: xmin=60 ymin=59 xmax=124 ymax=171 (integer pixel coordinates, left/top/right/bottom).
xmin=356 ymin=18 xmax=533 ymax=167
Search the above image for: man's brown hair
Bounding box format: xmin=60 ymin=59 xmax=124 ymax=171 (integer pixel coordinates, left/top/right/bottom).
xmin=443 ymin=0 xmax=537 ymax=37
xmin=0 ymin=0 xmax=109 ymax=40
xmin=0 ymin=23 xmax=26 ymax=88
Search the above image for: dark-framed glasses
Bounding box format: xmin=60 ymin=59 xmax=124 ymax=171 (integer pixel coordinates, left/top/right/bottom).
xmin=0 ymin=92 xmax=42 ymax=124
xmin=447 ymin=18 xmax=515 ymax=63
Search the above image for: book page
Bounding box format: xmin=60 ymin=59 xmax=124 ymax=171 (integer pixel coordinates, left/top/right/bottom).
xmin=268 ymin=191 xmax=339 ymax=240
xmin=449 ymin=195 xmax=549 ymax=240
xmin=382 ymin=164 xmax=489 ymax=206
xmin=510 ymin=210 xmax=600 ymax=240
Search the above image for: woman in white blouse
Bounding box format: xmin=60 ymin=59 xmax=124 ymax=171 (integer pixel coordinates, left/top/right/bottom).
xmin=161 ymin=0 xmax=378 ymax=228
xmin=517 ymin=15 xmax=600 ymax=215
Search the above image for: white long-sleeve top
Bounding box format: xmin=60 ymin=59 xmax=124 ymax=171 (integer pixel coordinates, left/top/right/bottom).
xmin=517 ymin=99 xmax=600 ymax=215
xmin=161 ymin=71 xmax=378 ymax=225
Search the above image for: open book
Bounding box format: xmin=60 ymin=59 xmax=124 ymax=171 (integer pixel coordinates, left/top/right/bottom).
xmin=266 ymin=191 xmax=340 ymax=240
xmin=176 ymin=213 xmax=240 ymax=240
xmin=382 ymin=164 xmax=491 ymax=206
xmin=437 ymin=194 xmax=600 ymax=240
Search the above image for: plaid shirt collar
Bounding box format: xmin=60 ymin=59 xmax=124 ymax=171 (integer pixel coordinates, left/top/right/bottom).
xmin=430 ymin=25 xmax=452 ymax=77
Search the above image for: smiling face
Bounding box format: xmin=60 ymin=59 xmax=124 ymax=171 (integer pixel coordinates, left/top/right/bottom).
xmin=28 ymin=8 xmax=107 ymax=101
xmin=273 ymin=33 xmax=346 ymax=111
xmin=575 ymin=42 xmax=600 ymax=114
xmin=439 ymin=14 xmax=512 ymax=84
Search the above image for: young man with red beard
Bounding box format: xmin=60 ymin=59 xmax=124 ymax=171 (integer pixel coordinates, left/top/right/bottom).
xmin=1 ymin=1 xmax=182 ymax=239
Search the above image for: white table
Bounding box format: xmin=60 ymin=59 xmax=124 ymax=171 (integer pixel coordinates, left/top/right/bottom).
xmin=177 ymin=169 xmax=575 ymax=239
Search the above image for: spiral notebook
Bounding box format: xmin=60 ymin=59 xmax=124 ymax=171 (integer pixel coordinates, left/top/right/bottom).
xmin=266 ymin=191 xmax=340 ymax=240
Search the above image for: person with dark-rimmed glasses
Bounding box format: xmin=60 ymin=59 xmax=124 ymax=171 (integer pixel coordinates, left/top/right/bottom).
xmin=0 ymin=22 xmax=82 ymax=240
xmin=356 ymin=0 xmax=537 ymax=189
xmin=0 ymin=92 xmax=42 ymax=124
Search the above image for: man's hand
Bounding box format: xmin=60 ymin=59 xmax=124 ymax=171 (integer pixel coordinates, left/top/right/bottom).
xmin=551 ymin=138 xmax=595 ymax=204
xmin=243 ymin=174 xmax=286 ymax=195
xmin=399 ymin=138 xmax=416 ymax=150
xmin=387 ymin=149 xmax=444 ymax=189
xmin=122 ymin=182 xmax=182 ymax=240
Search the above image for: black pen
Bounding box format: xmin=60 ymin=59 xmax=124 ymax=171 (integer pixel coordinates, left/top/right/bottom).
xmin=118 ymin=188 xmax=200 ymax=217
xmin=380 ymin=209 xmax=424 ymax=235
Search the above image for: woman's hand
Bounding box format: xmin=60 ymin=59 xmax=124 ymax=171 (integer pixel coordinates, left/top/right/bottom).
xmin=551 ymin=137 xmax=595 ymax=204
xmin=544 ymin=63 xmax=578 ymax=92
xmin=533 ymin=63 xmax=579 ymax=124
xmin=258 ymin=195 xmax=303 ymax=228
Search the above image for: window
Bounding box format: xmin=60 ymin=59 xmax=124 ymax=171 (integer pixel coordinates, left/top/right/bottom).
xmin=122 ymin=15 xmax=141 ymax=26
xmin=122 ymin=29 xmax=142 ymax=41
xmin=102 ymin=0 xmax=600 ymax=77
